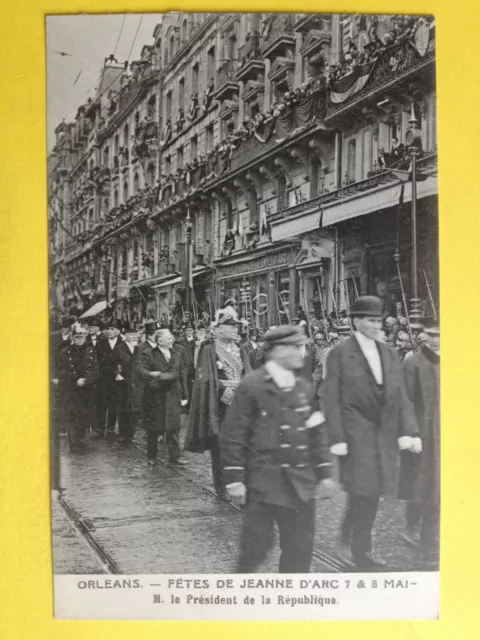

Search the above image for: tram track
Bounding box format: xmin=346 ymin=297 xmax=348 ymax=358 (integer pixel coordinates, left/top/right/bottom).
xmin=56 ymin=434 xmax=359 ymax=575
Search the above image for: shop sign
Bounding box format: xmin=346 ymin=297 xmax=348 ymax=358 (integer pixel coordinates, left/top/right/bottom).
xmin=218 ymin=250 xmax=291 ymax=279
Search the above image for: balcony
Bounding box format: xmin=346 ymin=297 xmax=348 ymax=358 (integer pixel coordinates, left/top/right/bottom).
xmin=267 ymin=152 xmax=438 ymax=226
xmin=325 ymin=21 xmax=435 ymax=125
xmin=294 ymin=13 xmax=332 ymax=34
xmin=236 ymin=34 xmax=264 ymax=82
xmin=261 ymin=14 xmax=295 ymax=61
xmin=213 ymin=60 xmax=239 ymax=102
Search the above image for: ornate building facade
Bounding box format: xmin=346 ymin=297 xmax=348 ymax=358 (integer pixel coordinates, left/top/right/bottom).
xmin=49 ymin=12 xmax=438 ymax=330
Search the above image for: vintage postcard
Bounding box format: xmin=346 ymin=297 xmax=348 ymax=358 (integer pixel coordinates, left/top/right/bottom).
xmin=47 ymin=12 xmax=439 ymax=620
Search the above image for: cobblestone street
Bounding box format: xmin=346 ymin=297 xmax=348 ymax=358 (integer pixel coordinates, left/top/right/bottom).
xmin=53 ymin=419 xmax=439 ymax=575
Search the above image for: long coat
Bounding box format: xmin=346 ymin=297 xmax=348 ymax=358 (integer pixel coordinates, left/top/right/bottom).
xmin=56 ymin=343 xmax=99 ymax=427
xmin=221 ymin=367 xmax=332 ymax=509
xmin=398 ymin=347 xmax=440 ymax=506
xmin=138 ymin=348 xmax=188 ymax=433
xmin=130 ymin=340 xmax=155 ymax=415
xmin=324 ymin=335 xmax=414 ymax=497
xmin=184 ymin=339 xmax=252 ymax=453
xmin=96 ymin=337 xmax=131 ymax=393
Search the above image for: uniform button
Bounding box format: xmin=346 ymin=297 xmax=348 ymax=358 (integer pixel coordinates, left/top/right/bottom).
xmin=280 ymin=444 xmax=291 ymax=448
xmin=261 ymin=411 xmax=267 ymax=416
xmin=297 ymin=427 xmax=306 ymax=432
xmin=297 ymin=445 xmax=307 ymax=450
xmin=281 ymin=463 xmax=291 ymax=468
xmin=279 ymin=425 xmax=291 ymax=430
xmin=296 ymin=464 xmax=307 ymax=468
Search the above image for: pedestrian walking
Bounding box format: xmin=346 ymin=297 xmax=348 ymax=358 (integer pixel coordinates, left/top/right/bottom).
xmin=138 ymin=328 xmax=189 ymax=466
xmin=56 ymin=324 xmax=99 ymax=452
xmin=221 ymin=325 xmax=335 ymax=573
xmin=324 ymin=295 xmax=415 ymax=569
xmin=130 ymin=321 xmax=159 ymax=433
xmin=184 ymin=306 xmax=252 ymax=497
xmin=175 ymin=323 xmax=196 ymax=410
xmin=398 ymin=318 xmax=440 ymax=552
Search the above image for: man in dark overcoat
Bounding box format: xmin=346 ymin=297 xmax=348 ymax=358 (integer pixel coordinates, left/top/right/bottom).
xmin=176 ymin=323 xmax=196 ymax=407
xmin=324 ymin=295 xmax=415 ymax=569
xmin=130 ymin=321 xmax=159 ymax=434
xmin=95 ymin=318 xmax=131 ymax=438
xmin=56 ymin=324 xmax=99 ymax=452
xmin=221 ymin=325 xmax=335 ymax=573
xmin=138 ymin=328 xmax=188 ymax=466
xmin=184 ymin=307 xmax=252 ymax=497
xmin=242 ymin=328 xmax=263 ymax=370
xmin=399 ymin=319 xmax=440 ymax=551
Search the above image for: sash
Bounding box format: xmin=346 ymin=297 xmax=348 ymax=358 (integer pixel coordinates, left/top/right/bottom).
xmin=215 ymin=342 xmax=243 ymax=380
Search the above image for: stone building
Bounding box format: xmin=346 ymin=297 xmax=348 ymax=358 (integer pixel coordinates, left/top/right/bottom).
xmin=49 ymin=12 xmax=438 ymax=330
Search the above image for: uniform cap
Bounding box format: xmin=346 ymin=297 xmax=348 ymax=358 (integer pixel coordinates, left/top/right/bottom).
xmin=264 ymin=324 xmax=308 ymax=347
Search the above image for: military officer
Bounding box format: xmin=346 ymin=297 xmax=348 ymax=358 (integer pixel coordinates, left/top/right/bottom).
xmin=221 ymin=325 xmax=335 ymax=573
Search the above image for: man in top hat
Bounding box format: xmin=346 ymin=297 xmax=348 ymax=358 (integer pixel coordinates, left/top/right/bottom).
xmin=94 ymin=317 xmax=132 ymax=438
xmin=184 ymin=306 xmax=252 ymax=497
xmin=324 ymin=295 xmax=415 ymax=569
xmin=175 ymin=322 xmax=196 ymax=409
xmin=86 ymin=318 xmax=103 ymax=348
xmin=243 ymin=328 xmax=264 ymax=370
xmin=398 ymin=318 xmax=440 ymax=552
xmin=221 ymin=325 xmax=335 ymax=573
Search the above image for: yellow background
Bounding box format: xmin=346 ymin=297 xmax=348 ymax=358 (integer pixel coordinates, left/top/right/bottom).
xmin=1 ymin=1 xmax=479 ymax=638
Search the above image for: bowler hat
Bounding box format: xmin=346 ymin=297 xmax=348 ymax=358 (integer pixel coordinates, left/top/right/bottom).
xmin=350 ymin=295 xmax=383 ymax=318
xmin=264 ymin=325 xmax=308 ymax=347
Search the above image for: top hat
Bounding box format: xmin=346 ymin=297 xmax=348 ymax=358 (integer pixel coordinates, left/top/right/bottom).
xmin=61 ymin=317 xmax=72 ymax=330
xmin=144 ymin=321 xmax=159 ymax=334
xmin=105 ymin=318 xmax=123 ymax=330
xmin=423 ymin=316 xmax=440 ymax=335
xmin=350 ymin=295 xmax=383 ymax=318
xmin=264 ymin=325 xmax=308 ymax=347
xmin=336 ymin=325 xmax=351 ymax=336
xmin=85 ymin=316 xmax=100 ymax=327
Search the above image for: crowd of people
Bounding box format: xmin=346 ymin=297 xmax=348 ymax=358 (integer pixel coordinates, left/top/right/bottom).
xmin=51 ymin=296 xmax=439 ymax=573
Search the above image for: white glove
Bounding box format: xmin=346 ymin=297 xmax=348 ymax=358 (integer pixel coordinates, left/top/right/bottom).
xmin=330 ymin=442 xmax=348 ymax=456
xmin=180 ymin=399 xmax=188 ymax=407
xmin=398 ymin=436 xmax=414 ymax=451
xmin=410 ymin=437 xmax=422 ymax=453
xmin=226 ymin=482 xmax=247 ymax=507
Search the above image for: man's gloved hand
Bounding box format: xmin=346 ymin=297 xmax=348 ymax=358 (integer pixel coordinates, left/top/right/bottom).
xmin=330 ymin=442 xmax=348 ymax=456
xmin=398 ymin=436 xmax=414 ymax=451
xmin=226 ymin=483 xmax=247 ymax=507
xmin=410 ymin=437 xmax=422 ymax=454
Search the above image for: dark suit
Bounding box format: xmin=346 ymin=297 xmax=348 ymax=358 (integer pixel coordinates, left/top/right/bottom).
xmin=243 ymin=339 xmax=261 ymax=369
xmin=175 ymin=338 xmax=196 ymax=408
xmin=324 ymin=334 xmax=414 ymax=563
xmin=222 ymin=366 xmax=332 ymax=572
xmin=96 ymin=337 xmax=132 ymax=435
xmin=138 ymin=347 xmax=188 ymax=462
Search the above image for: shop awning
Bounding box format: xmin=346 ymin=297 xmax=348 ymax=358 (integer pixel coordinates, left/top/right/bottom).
xmin=270 ymin=176 xmax=438 ymax=241
xmin=152 ymin=266 xmax=210 ymax=291
xmin=79 ymin=300 xmax=110 ymax=318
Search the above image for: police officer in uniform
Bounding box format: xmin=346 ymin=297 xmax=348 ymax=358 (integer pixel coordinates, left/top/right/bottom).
xmin=221 ymin=325 xmax=335 ymax=573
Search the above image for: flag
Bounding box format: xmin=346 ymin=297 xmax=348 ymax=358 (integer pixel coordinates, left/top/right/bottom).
xmin=330 ymin=61 xmax=376 ymax=104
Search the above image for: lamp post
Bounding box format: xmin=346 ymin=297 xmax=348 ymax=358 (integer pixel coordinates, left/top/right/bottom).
xmin=185 ymin=207 xmax=193 ymax=321
xmin=405 ymin=103 xmax=424 ymax=331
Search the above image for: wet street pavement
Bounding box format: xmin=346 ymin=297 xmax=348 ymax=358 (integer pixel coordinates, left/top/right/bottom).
xmin=53 ymin=419 xmax=438 ymax=575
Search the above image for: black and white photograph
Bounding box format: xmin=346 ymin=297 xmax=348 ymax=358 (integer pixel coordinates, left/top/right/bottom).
xmin=47 ymin=12 xmax=439 ymax=620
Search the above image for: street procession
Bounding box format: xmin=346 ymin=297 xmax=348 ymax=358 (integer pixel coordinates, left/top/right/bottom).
xmin=48 ymin=12 xmax=439 ymax=575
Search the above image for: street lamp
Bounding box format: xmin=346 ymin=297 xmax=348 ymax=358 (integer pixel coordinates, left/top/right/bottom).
xmin=184 ymin=207 xmax=193 ymax=320
xmin=405 ymin=103 xmax=424 ymax=331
